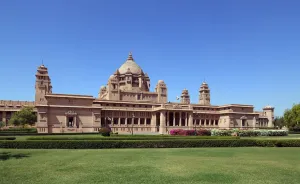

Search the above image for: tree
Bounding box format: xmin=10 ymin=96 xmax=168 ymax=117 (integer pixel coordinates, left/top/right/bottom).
xmin=283 ymin=103 xmax=300 ymax=128
xmin=9 ymin=106 xmax=37 ymax=127
xmin=273 ymin=116 xmax=285 ymax=129
xmin=0 ymin=121 xmax=5 ymax=128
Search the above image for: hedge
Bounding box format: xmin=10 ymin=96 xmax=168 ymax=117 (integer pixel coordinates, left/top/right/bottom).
xmin=0 ymin=128 xmax=37 ymax=133
xmin=170 ymin=129 xmax=211 ymax=136
xmin=0 ymin=137 xmax=16 ymax=140
xmin=1 ymin=139 xmax=300 ymax=149
xmin=211 ymin=129 xmax=288 ymax=137
xmin=26 ymin=136 xmax=239 ymax=141
xmin=289 ymin=127 xmax=300 ymax=132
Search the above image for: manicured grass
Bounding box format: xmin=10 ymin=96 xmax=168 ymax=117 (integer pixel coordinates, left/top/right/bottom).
xmin=1 ymin=148 xmax=300 ymax=184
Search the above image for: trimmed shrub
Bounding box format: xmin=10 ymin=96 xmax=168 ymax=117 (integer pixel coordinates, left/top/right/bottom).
xmin=0 ymin=137 xmax=16 ymax=140
xmin=170 ymin=129 xmax=211 ymax=136
xmin=211 ymin=129 xmax=233 ymax=136
xmin=1 ymin=139 xmax=300 ymax=149
xmin=99 ymin=127 xmax=111 ymax=137
xmin=289 ymin=127 xmax=300 ymax=132
xmin=196 ymin=129 xmax=211 ymax=136
xmin=0 ymin=128 xmax=37 ymax=133
xmin=211 ymin=129 xmax=288 ymax=137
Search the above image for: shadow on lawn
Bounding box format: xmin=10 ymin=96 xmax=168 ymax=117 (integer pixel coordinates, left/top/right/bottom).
xmin=0 ymin=152 xmax=30 ymax=161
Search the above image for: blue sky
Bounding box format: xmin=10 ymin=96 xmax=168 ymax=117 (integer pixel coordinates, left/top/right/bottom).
xmin=0 ymin=0 xmax=299 ymax=116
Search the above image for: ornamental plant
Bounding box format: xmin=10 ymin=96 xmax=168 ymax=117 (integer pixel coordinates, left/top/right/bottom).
xmin=169 ymin=129 xmax=211 ymax=136
xmin=196 ymin=129 xmax=211 ymax=136
xmin=99 ymin=127 xmax=111 ymax=136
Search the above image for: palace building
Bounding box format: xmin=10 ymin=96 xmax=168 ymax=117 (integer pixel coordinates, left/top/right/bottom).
xmin=0 ymin=53 xmax=274 ymax=134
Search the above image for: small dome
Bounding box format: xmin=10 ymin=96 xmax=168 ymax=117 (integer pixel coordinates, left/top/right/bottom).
xmin=100 ymin=85 xmax=106 ymax=90
xmin=118 ymin=52 xmax=142 ymax=75
xmin=201 ymin=82 xmax=208 ymax=86
xmin=158 ymin=80 xmax=165 ymax=84
xmin=264 ymin=105 xmax=274 ymax=109
xmin=109 ymin=75 xmax=115 ymax=80
xmin=182 ymin=88 xmax=189 ymax=95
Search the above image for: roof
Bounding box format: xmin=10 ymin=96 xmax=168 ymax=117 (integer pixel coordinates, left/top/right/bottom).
xmin=118 ymin=52 xmax=142 ymax=75
xmin=45 ymin=93 xmax=94 ymax=99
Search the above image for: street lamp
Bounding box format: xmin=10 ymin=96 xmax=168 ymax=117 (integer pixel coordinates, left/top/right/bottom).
xmin=132 ymin=113 xmax=135 ymax=136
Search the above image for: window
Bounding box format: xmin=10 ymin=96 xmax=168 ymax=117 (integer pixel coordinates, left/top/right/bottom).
xmin=242 ymin=119 xmax=246 ymax=127
xmin=137 ymin=94 xmax=141 ymax=100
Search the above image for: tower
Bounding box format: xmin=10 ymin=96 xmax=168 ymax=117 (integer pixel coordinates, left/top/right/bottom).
xmin=180 ymin=89 xmax=190 ymax=104
xmin=155 ymin=80 xmax=168 ymax=103
xmin=35 ymin=64 xmax=52 ymax=105
xmin=263 ymin=105 xmax=275 ymax=127
xmin=107 ymin=74 xmax=120 ymax=100
xmin=199 ymin=82 xmax=210 ymax=105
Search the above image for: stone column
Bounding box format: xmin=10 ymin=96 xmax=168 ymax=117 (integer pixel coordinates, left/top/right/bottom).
xmin=167 ymin=111 xmax=170 ymax=127
xmin=179 ymin=112 xmax=182 ymax=126
xmin=125 ymin=118 xmax=128 ymax=125
xmin=2 ymin=111 xmax=6 ymax=126
xmin=185 ymin=112 xmax=188 ymax=127
xmin=253 ymin=117 xmax=256 ymax=129
xmin=99 ymin=116 xmax=102 ymax=127
xmin=188 ymin=112 xmax=193 ymax=130
xmin=118 ymin=117 xmax=121 ymax=126
xmin=75 ymin=116 xmax=78 ymax=128
xmin=151 ymin=113 xmax=156 ymax=132
xmin=138 ymin=118 xmax=140 ymax=126
xmin=159 ymin=111 xmax=166 ymax=134
xmin=173 ymin=112 xmax=175 ymax=126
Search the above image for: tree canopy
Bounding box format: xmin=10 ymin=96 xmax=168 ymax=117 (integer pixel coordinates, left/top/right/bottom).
xmin=273 ymin=116 xmax=285 ymax=129
xmin=283 ymin=103 xmax=300 ymax=128
xmin=9 ymin=106 xmax=37 ymax=127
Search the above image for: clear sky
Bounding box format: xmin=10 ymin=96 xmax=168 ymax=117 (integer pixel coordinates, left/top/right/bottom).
xmin=0 ymin=0 xmax=299 ymax=116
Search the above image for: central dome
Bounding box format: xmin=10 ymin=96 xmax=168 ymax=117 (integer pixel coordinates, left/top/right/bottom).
xmin=118 ymin=52 xmax=142 ymax=75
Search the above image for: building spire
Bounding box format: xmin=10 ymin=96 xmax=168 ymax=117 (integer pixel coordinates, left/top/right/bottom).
xmin=127 ymin=52 xmax=134 ymax=61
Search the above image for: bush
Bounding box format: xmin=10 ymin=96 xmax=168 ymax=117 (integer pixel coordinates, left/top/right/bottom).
xmin=0 ymin=137 xmax=16 ymax=140
xmin=211 ymin=129 xmax=233 ymax=136
xmin=289 ymin=127 xmax=300 ymax=132
xmin=170 ymin=129 xmax=211 ymax=136
xmin=1 ymin=139 xmax=300 ymax=149
xmin=196 ymin=129 xmax=211 ymax=136
xmin=210 ymin=129 xmax=288 ymax=137
xmin=99 ymin=127 xmax=111 ymax=136
xmin=0 ymin=128 xmax=37 ymax=133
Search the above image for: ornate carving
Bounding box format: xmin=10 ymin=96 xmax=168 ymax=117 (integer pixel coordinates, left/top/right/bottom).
xmin=172 ymin=104 xmax=181 ymax=109
xmin=240 ymin=116 xmax=247 ymax=120
xmin=95 ymin=114 xmax=100 ymax=121
xmin=65 ymin=110 xmax=77 ymax=116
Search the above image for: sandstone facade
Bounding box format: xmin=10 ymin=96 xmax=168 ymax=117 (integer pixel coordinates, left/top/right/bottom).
xmin=0 ymin=53 xmax=274 ymax=134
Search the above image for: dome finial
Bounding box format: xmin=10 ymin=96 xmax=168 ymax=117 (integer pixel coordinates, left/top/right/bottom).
xmin=127 ymin=52 xmax=134 ymax=61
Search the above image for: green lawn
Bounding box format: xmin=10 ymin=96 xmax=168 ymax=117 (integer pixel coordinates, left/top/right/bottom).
xmin=1 ymin=148 xmax=300 ymax=184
